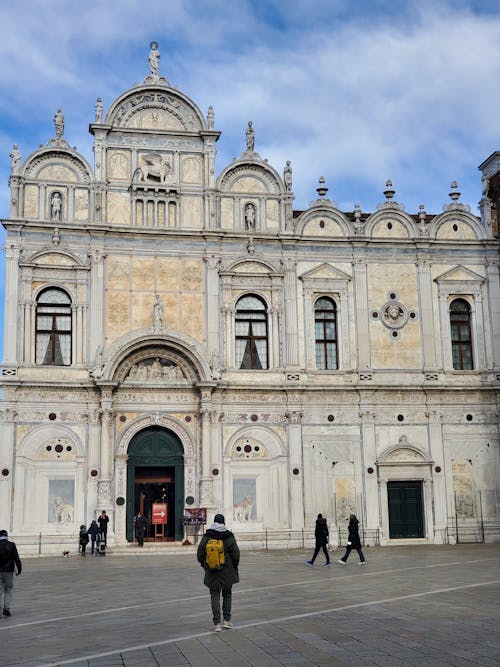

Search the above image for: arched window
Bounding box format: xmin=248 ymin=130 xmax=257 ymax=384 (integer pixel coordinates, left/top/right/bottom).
xmin=235 ymin=295 xmax=268 ymax=369
xmin=35 ymin=288 xmax=72 ymax=366
xmin=315 ymin=297 xmax=338 ymax=370
xmin=450 ymin=298 xmax=473 ymax=370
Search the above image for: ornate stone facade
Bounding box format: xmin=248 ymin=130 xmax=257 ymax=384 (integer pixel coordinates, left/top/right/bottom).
xmin=1 ymin=45 xmax=499 ymax=549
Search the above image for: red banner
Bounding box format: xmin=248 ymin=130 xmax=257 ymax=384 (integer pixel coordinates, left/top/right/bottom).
xmin=152 ymin=503 xmax=167 ymax=525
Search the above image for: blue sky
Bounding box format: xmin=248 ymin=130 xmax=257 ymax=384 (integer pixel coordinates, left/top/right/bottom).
xmin=1 ymin=0 xmax=500 ymax=354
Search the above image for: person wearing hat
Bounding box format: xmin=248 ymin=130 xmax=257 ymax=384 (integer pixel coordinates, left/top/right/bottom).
xmin=197 ymin=513 xmax=240 ymax=632
xmin=0 ymin=529 xmax=22 ymax=618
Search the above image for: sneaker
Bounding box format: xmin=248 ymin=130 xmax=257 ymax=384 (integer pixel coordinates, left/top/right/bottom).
xmin=338 ymin=559 xmax=346 ymax=565
xmin=359 ymin=561 xmax=366 ymax=565
xmin=306 ymin=560 xmax=314 ymax=567
xmin=3 ymin=609 xmax=11 ymax=617
xmin=214 ymin=623 xmax=222 ymax=632
xmin=222 ymin=620 xmax=233 ymax=629
xmin=324 ymin=563 xmax=332 ymax=567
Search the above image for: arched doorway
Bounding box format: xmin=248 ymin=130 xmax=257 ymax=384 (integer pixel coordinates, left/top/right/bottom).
xmin=126 ymin=426 xmax=184 ymax=542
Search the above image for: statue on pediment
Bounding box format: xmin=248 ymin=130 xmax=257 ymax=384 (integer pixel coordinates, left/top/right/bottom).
xmin=54 ymin=109 xmax=64 ymax=138
xmin=148 ymin=41 xmax=160 ymax=77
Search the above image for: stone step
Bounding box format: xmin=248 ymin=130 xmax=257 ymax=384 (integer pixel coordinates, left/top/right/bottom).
xmin=106 ymin=541 xmax=198 ymax=556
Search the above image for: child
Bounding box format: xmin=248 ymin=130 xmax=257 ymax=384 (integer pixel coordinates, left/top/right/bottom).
xmin=79 ymin=524 xmax=89 ymax=556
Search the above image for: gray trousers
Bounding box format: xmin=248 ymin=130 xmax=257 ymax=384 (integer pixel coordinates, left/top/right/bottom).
xmin=210 ymin=586 xmax=232 ymax=624
xmin=0 ymin=572 xmax=14 ymax=610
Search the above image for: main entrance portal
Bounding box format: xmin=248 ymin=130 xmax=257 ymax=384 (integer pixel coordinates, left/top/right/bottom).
xmin=388 ymin=481 xmax=424 ymax=538
xmin=126 ymin=427 xmax=184 ymax=542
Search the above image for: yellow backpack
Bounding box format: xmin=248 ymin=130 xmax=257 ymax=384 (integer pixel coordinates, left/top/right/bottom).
xmin=205 ymin=538 xmax=225 ymax=571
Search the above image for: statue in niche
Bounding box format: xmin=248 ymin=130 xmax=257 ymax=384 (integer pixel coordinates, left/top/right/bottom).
xmin=152 ymin=293 xmax=163 ymax=331
xmin=150 ymin=358 xmax=162 ymax=379
xmin=244 ymin=203 xmax=256 ymax=230
xmin=10 ymin=144 xmax=21 ymax=174
xmin=283 ymin=160 xmax=292 ymax=191
xmin=50 ymin=192 xmax=62 ymax=220
xmin=207 ymin=105 xmax=214 ymax=129
xmin=245 ymin=121 xmax=255 ymax=152
xmin=95 ymin=97 xmax=103 ymax=123
xmin=148 ymin=41 xmax=160 ymax=77
xmin=54 ymin=109 xmax=64 ymax=138
xmin=383 ymin=303 xmax=404 ymax=326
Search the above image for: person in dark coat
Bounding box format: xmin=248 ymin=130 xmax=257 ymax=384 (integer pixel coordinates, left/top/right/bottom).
xmin=338 ymin=514 xmax=366 ymax=565
xmin=87 ymin=520 xmax=100 ymax=555
xmin=306 ymin=514 xmax=331 ymax=566
xmin=197 ymin=513 xmax=240 ymax=632
xmin=134 ymin=512 xmax=147 ymax=547
xmin=97 ymin=511 xmax=109 ymax=545
xmin=0 ymin=529 xmax=22 ymax=617
xmin=79 ymin=525 xmax=89 ymax=556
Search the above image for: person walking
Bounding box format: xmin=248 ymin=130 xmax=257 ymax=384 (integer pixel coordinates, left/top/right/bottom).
xmin=197 ymin=513 xmax=240 ymax=632
xmin=97 ymin=510 xmax=109 ymax=545
xmin=0 ymin=529 xmax=22 ymax=617
xmin=79 ymin=525 xmax=89 ymax=556
xmin=338 ymin=514 xmax=366 ymax=565
xmin=306 ymin=513 xmax=331 ymax=566
xmin=134 ymin=512 xmax=147 ymax=547
xmin=87 ymin=520 xmax=100 ymax=555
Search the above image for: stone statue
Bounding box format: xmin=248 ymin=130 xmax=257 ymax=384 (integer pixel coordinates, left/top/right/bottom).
xmin=244 ymin=203 xmax=256 ymax=230
xmin=54 ymin=109 xmax=64 ymax=138
xmin=90 ymin=345 xmax=104 ymax=379
xmin=10 ymin=144 xmax=21 ymax=174
xmin=283 ymin=161 xmax=292 ymax=191
xmin=148 ymin=41 xmax=160 ymax=77
xmin=95 ymin=98 xmax=103 ymax=123
xmin=207 ymin=105 xmax=214 ymax=130
xmin=153 ymin=293 xmax=163 ymax=330
xmin=383 ymin=303 xmax=404 ymax=325
xmin=482 ymin=173 xmax=490 ymax=197
xmin=50 ymin=192 xmax=62 ymax=220
xmin=245 ymin=121 xmax=255 ymax=152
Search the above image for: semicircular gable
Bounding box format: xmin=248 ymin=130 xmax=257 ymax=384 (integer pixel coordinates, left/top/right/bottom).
xmin=296 ymin=208 xmax=350 ymax=237
xmin=224 ymin=258 xmax=279 ymax=274
xmin=105 ymin=86 xmax=205 ymax=132
xmin=364 ymin=210 xmax=414 ymax=239
xmin=24 ymin=150 xmax=91 ymax=184
xmin=219 ymin=163 xmax=281 ymax=195
xmin=431 ymin=211 xmax=483 ymax=240
xmin=225 ymin=426 xmax=285 ymax=459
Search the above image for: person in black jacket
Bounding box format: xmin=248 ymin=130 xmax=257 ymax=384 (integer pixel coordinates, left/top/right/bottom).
xmin=0 ymin=529 xmax=22 ymax=617
xmin=134 ymin=512 xmax=147 ymax=547
xmin=306 ymin=514 xmax=331 ymax=566
xmin=87 ymin=520 xmax=100 ymax=555
xmin=97 ymin=510 xmax=109 ymax=545
xmin=338 ymin=514 xmax=366 ymax=565
xmin=79 ymin=525 xmax=89 ymax=556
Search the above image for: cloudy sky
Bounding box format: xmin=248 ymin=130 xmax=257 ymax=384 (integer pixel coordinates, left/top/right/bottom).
xmin=0 ymin=0 xmax=499 ymax=346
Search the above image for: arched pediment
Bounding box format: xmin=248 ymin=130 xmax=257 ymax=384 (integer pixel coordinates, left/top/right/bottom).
xmin=225 ymin=426 xmax=285 ymax=460
xmin=378 ymin=438 xmax=429 ymax=464
xmin=364 ymin=209 xmax=415 ymax=239
xmin=25 ymin=249 xmax=87 ymax=268
xmin=218 ymin=161 xmax=281 ymax=195
xmin=95 ymin=329 xmax=212 ymax=384
xmin=295 ymin=207 xmax=350 ymax=237
xmin=431 ymin=210 xmax=484 ymax=240
xmin=221 ymin=258 xmax=280 ymax=276
xmin=18 ymin=425 xmax=83 ymax=461
xmin=105 ymin=85 xmax=206 ymax=132
xmin=23 ymin=149 xmax=91 ymax=184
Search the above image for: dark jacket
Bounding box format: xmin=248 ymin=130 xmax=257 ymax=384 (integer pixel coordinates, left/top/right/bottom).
xmin=97 ymin=515 xmax=109 ymax=533
xmin=79 ymin=528 xmax=89 ymax=545
xmin=134 ymin=515 xmax=147 ymax=534
xmin=0 ymin=537 xmax=22 ymax=574
xmin=197 ymin=525 xmax=240 ymax=589
xmin=314 ymin=517 xmax=329 ymax=546
xmin=87 ymin=521 xmax=100 ymax=539
xmin=347 ymin=517 xmax=362 ymax=549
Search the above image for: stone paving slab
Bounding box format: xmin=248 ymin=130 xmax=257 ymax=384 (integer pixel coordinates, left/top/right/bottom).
xmin=0 ymin=543 xmax=499 ymax=666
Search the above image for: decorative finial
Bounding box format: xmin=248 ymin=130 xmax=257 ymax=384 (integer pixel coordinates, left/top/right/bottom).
xmin=418 ymin=204 xmax=426 ymax=222
xmin=384 ymin=179 xmax=395 ymax=200
xmin=54 ymin=109 xmax=64 ymax=138
xmin=449 ymin=180 xmax=460 ymax=202
xmin=9 ymin=144 xmax=21 ymax=174
xmin=316 ymin=176 xmax=328 ymax=198
xmin=95 ymin=98 xmax=103 ymax=123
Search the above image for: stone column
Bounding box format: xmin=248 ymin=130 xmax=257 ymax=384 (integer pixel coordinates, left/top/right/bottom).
xmin=0 ymin=415 xmax=16 ymax=531
xmin=360 ymin=410 xmax=378 ymax=529
xmin=198 ymin=383 xmax=216 ymax=506
xmin=485 ymin=260 xmax=500 ymax=371
xmin=281 ymin=257 xmax=299 ymax=368
xmin=204 ymin=255 xmax=220 ymax=362
xmin=416 ymin=258 xmax=437 ymax=370
xmin=88 ymin=249 xmax=106 ymax=361
xmin=427 ymin=410 xmax=447 ymax=543
xmin=352 ymin=256 xmax=371 ymax=371
xmin=97 ymin=388 xmax=113 ymax=509
xmin=114 ymin=454 xmax=128 ymax=544
xmin=286 ymin=411 xmax=304 ymax=529
xmin=3 ymin=244 xmax=20 ymax=363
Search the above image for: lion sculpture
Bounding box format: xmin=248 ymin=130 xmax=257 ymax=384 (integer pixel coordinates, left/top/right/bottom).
xmin=133 ymin=154 xmax=171 ymax=184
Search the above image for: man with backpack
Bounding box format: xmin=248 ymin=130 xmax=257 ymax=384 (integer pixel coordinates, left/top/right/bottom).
xmin=197 ymin=513 xmax=240 ymax=632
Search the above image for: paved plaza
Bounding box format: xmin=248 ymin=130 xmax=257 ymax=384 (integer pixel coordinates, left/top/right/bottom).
xmin=0 ymin=543 xmax=499 ymax=666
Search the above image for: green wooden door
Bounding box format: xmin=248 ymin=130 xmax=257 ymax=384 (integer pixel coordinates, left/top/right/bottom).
xmin=388 ymin=481 xmax=424 ymax=538
xmin=126 ymin=427 xmax=184 ymax=542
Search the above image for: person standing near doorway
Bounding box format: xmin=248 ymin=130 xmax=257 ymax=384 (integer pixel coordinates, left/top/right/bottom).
xmin=87 ymin=520 xmax=100 ymax=556
xmin=197 ymin=513 xmax=240 ymax=632
xmin=306 ymin=513 xmax=331 ymax=566
xmin=134 ymin=512 xmax=147 ymax=547
xmin=338 ymin=514 xmax=366 ymax=565
xmin=97 ymin=510 xmax=109 ymax=545
xmin=0 ymin=529 xmax=22 ymax=617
